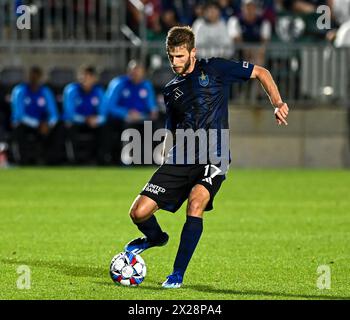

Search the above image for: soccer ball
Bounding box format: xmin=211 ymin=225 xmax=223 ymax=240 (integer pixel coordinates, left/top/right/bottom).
xmin=109 ymin=251 xmax=147 ymax=286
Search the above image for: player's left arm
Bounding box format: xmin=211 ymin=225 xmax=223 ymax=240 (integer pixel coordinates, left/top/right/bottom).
xmin=42 ymin=86 xmax=59 ymax=128
xmin=250 ymin=65 xmax=289 ymax=126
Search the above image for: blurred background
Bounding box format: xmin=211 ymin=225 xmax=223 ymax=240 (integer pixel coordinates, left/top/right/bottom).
xmin=0 ymin=0 xmax=349 ymax=168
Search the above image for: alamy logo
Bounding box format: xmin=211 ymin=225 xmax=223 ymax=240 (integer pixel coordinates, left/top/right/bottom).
xmin=316 ymin=265 xmax=331 ymax=290
xmin=17 ymin=265 xmax=31 ymax=290
xmin=174 ymin=87 xmax=184 ymax=100
xmin=316 ymin=5 xmax=331 ymax=30
xmin=121 ymin=121 xmax=230 ymax=173
xmin=16 ymin=5 xmax=31 ymax=30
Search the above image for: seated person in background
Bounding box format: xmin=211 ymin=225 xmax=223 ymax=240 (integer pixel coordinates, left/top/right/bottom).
xmin=234 ymin=0 xmax=276 ymax=25
xmin=63 ymin=65 xmax=105 ymax=164
xmin=228 ymin=0 xmax=271 ymax=100
xmin=192 ymin=1 xmax=233 ymax=58
xmin=228 ymin=0 xmax=271 ymax=66
xmin=102 ymin=60 xmax=158 ymax=165
xmin=11 ymin=66 xmax=62 ymax=165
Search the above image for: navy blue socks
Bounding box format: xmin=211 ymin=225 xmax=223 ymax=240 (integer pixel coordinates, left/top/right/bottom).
xmin=173 ymin=216 xmax=203 ymax=278
xmin=135 ymin=215 xmax=167 ymax=244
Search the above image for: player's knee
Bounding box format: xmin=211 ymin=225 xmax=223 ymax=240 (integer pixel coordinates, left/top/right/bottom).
xmin=129 ymin=204 xmax=149 ymax=223
xmin=129 ymin=207 xmax=141 ymax=223
xmin=187 ymin=198 xmax=206 ymax=217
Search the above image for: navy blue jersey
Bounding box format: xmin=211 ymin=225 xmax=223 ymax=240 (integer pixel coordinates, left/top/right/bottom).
xmin=162 ymin=57 xmax=254 ymax=169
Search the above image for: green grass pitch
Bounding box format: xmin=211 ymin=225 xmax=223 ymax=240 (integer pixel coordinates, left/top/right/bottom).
xmin=0 ymin=167 xmax=349 ymax=300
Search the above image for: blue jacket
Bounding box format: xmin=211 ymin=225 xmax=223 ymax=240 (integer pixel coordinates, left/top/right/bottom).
xmin=11 ymin=83 xmax=58 ymax=128
xmin=63 ymin=83 xmax=105 ymax=125
xmin=103 ymin=76 xmax=157 ymax=121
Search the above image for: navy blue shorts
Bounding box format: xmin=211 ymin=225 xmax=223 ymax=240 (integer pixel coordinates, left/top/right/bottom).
xmin=140 ymin=164 xmax=226 ymax=213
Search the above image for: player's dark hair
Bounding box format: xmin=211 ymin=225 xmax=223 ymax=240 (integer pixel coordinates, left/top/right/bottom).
xmin=29 ymin=65 xmax=43 ymax=76
xmin=166 ymin=26 xmax=195 ymax=53
xmin=79 ymin=65 xmax=97 ymax=76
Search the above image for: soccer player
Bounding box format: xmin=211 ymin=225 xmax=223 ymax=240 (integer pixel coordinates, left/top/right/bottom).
xmin=124 ymin=26 xmax=289 ymax=288
xmin=11 ymin=66 xmax=61 ymax=164
xmin=63 ymin=65 xmax=105 ymax=164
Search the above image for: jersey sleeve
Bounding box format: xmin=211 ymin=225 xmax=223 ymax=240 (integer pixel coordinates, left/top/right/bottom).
xmin=63 ymin=84 xmax=77 ymax=123
xmin=102 ymin=77 xmax=129 ymax=120
xmin=42 ymin=86 xmax=59 ymax=127
xmin=11 ymin=84 xmax=26 ymax=125
xmin=209 ymin=58 xmax=254 ymax=84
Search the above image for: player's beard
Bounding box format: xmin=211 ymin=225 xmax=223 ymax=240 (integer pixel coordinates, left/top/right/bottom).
xmin=173 ymin=57 xmax=191 ymax=76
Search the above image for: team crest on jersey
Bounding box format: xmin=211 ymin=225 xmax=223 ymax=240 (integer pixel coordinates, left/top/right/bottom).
xmin=91 ymin=96 xmax=99 ymax=106
xmin=37 ymin=97 xmax=46 ymax=107
xmin=198 ymin=71 xmax=209 ymax=87
xmin=139 ymin=88 xmax=148 ymax=98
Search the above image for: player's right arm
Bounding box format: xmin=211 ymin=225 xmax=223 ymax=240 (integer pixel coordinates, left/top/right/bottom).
xmin=250 ymin=65 xmax=289 ymax=126
xmin=209 ymin=57 xmax=289 ymax=126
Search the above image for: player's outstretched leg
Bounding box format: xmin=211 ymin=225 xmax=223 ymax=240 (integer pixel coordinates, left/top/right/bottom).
xmin=124 ymin=195 xmax=169 ymax=254
xmin=162 ymin=185 xmax=209 ymax=289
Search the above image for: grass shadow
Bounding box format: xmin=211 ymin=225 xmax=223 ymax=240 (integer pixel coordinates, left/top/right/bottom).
xmin=1 ymin=257 xmax=107 ymax=279
xmin=93 ymin=280 xmax=165 ymax=291
xmin=90 ymin=281 xmax=350 ymax=300
xmin=186 ymin=284 xmax=350 ymax=300
xmin=3 ymin=258 xmax=348 ymax=300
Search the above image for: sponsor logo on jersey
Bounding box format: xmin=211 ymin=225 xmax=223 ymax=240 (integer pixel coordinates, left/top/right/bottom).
xmin=173 ymin=87 xmax=184 ymax=100
xmin=243 ymin=61 xmax=249 ymax=68
xmin=143 ymin=183 xmax=166 ymax=195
